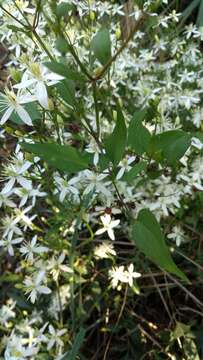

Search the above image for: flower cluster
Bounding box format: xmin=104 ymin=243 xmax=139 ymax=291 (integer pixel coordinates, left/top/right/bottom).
xmin=0 ymin=0 xmax=202 ymax=358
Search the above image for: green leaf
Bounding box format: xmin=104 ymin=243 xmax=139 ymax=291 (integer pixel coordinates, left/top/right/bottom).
xmin=128 ymin=110 xmax=151 ymax=155
xmin=91 ymin=28 xmax=111 ymax=65
xmin=105 ymin=106 xmax=127 ymax=165
xmin=192 ymin=131 xmax=203 ymax=143
xmin=132 ymin=209 xmax=189 ymax=282
xmin=61 ymin=328 xmax=86 ymax=360
xmin=55 ymin=79 xmax=76 ymax=107
xmin=181 ymin=0 xmax=200 ymax=22
xmin=56 ymin=2 xmax=74 ymax=18
xmin=98 ymin=153 xmax=111 ymax=171
xmin=44 ymin=61 xmax=84 ymax=82
xmin=122 ymin=161 xmax=147 ymax=183
xmin=149 ymin=130 xmax=191 ymax=165
xmin=183 ymin=338 xmax=200 ymax=360
xmin=197 ymin=0 xmax=203 ymax=27
xmin=55 ymin=37 xmax=70 ymax=54
xmin=22 ymin=142 xmax=90 ymax=173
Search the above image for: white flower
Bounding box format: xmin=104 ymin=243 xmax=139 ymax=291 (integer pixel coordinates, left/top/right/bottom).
xmin=47 ymin=325 xmax=67 ymax=350
xmin=85 ymin=138 xmax=101 ymax=165
xmin=0 ymin=300 xmax=15 ymax=327
xmin=4 ymin=334 xmax=39 ymax=360
xmin=24 ymin=271 xmax=51 ymax=303
xmin=0 ymin=88 xmax=35 ymax=126
xmin=108 ymin=265 xmax=127 ymax=288
xmin=125 ymin=264 xmax=141 ymax=287
xmin=54 ymin=175 xmax=79 ymax=203
xmin=116 ymin=156 xmax=136 ymax=180
xmin=95 ymin=214 xmax=120 ymax=240
xmin=109 ymin=264 xmax=141 ymax=288
xmin=0 ymin=189 xmax=15 ymax=208
xmin=20 ymin=235 xmax=49 ymax=263
xmin=0 ymin=235 xmax=23 ymax=256
xmin=167 ymin=226 xmax=187 ymax=247
xmin=94 ymin=242 xmax=116 ymax=259
xmin=14 ymin=186 xmax=46 ymax=207
xmin=47 ymin=252 xmax=73 ymax=281
xmin=13 ymin=206 xmax=36 ymax=230
xmin=14 ymin=63 xmax=63 ymax=109
xmin=184 ymin=24 xmax=198 ymax=39
xmin=1 ymin=151 xmax=32 ymax=194
xmin=1 ymin=215 xmax=22 ymax=240
xmin=83 ymin=170 xmax=111 ymax=197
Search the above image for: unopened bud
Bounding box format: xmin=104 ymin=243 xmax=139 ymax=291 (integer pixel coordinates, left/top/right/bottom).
xmin=118 ymin=98 xmax=123 ymax=108
xmin=94 ymin=67 xmax=103 ymax=77
xmin=113 ymin=110 xmax=117 ymax=121
xmin=115 ymin=27 xmax=121 ymax=40
xmin=9 ymin=68 xmax=21 ymax=83
xmin=48 ymin=98 xmax=54 ymax=110
xmin=89 ymin=11 xmax=95 ymax=21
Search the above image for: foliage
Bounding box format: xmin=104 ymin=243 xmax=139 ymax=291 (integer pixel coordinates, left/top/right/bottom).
xmin=0 ymin=0 xmax=202 ymax=359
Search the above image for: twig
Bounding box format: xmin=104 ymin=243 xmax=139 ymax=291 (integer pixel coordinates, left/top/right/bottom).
xmin=166 ymin=272 xmax=203 ymax=309
xmin=137 ymin=324 xmax=162 ymax=350
xmin=103 ymin=285 xmax=128 ymax=360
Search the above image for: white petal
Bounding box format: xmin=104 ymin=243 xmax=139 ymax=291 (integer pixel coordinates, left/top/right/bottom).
xmin=0 ymin=107 xmax=13 ymax=125
xmin=38 ymin=286 xmax=51 ymax=294
xmin=36 ymin=81 xmax=49 ymax=109
xmin=36 ymin=270 xmax=45 ymax=285
xmin=19 ymin=161 xmax=32 ymax=173
xmin=110 ymin=219 xmax=120 ymax=228
xmin=95 ymin=228 xmax=106 ymax=235
xmin=30 ymin=290 xmax=37 ymax=303
xmin=93 ymin=152 xmax=99 ymax=166
xmin=133 ymin=272 xmax=141 ymax=278
xmin=2 ymin=178 xmax=16 ymax=194
xmin=34 ymin=246 xmax=49 ymax=253
xmin=18 ymin=177 xmax=32 ymax=189
xmin=16 ymin=105 xmax=33 ymax=125
xmin=8 ymin=244 xmax=14 ymax=256
xmin=19 ymin=196 xmax=28 ymax=207
xmin=107 ymin=228 xmax=115 ymax=240
xmin=116 ymin=167 xmax=125 ymax=180
xmin=14 ymin=78 xmax=36 ymax=89
xmin=101 ymin=214 xmax=111 ymax=226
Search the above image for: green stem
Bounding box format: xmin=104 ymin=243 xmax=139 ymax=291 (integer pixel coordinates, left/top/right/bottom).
xmin=64 ymin=31 xmax=94 ymax=81
xmin=92 ymin=82 xmax=100 ymax=137
xmin=32 ymin=29 xmax=55 ymax=60
xmin=56 ymin=279 xmax=63 ymax=326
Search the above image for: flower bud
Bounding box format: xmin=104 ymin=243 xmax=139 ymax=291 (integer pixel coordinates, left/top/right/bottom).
xmin=89 ymin=11 xmax=95 ymax=21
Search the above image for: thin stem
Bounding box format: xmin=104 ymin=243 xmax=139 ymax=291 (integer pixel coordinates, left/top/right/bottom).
xmin=174 ymin=248 xmax=203 ymax=271
xmin=166 ymin=272 xmax=203 ymax=309
xmin=32 ymin=29 xmax=54 ymax=60
xmin=103 ymin=285 xmax=128 ymax=360
xmin=56 ymin=280 xmax=63 ymax=326
xmin=92 ymin=82 xmax=100 ymax=137
xmin=138 ymin=324 xmax=163 ymax=350
xmin=64 ymin=31 xmax=94 ymax=81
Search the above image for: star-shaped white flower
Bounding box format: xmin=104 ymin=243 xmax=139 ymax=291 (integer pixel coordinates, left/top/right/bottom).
xmin=0 ymin=88 xmax=35 ymax=126
xmin=95 ymin=214 xmax=120 ymax=240
xmin=125 ymin=264 xmax=141 ymax=287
